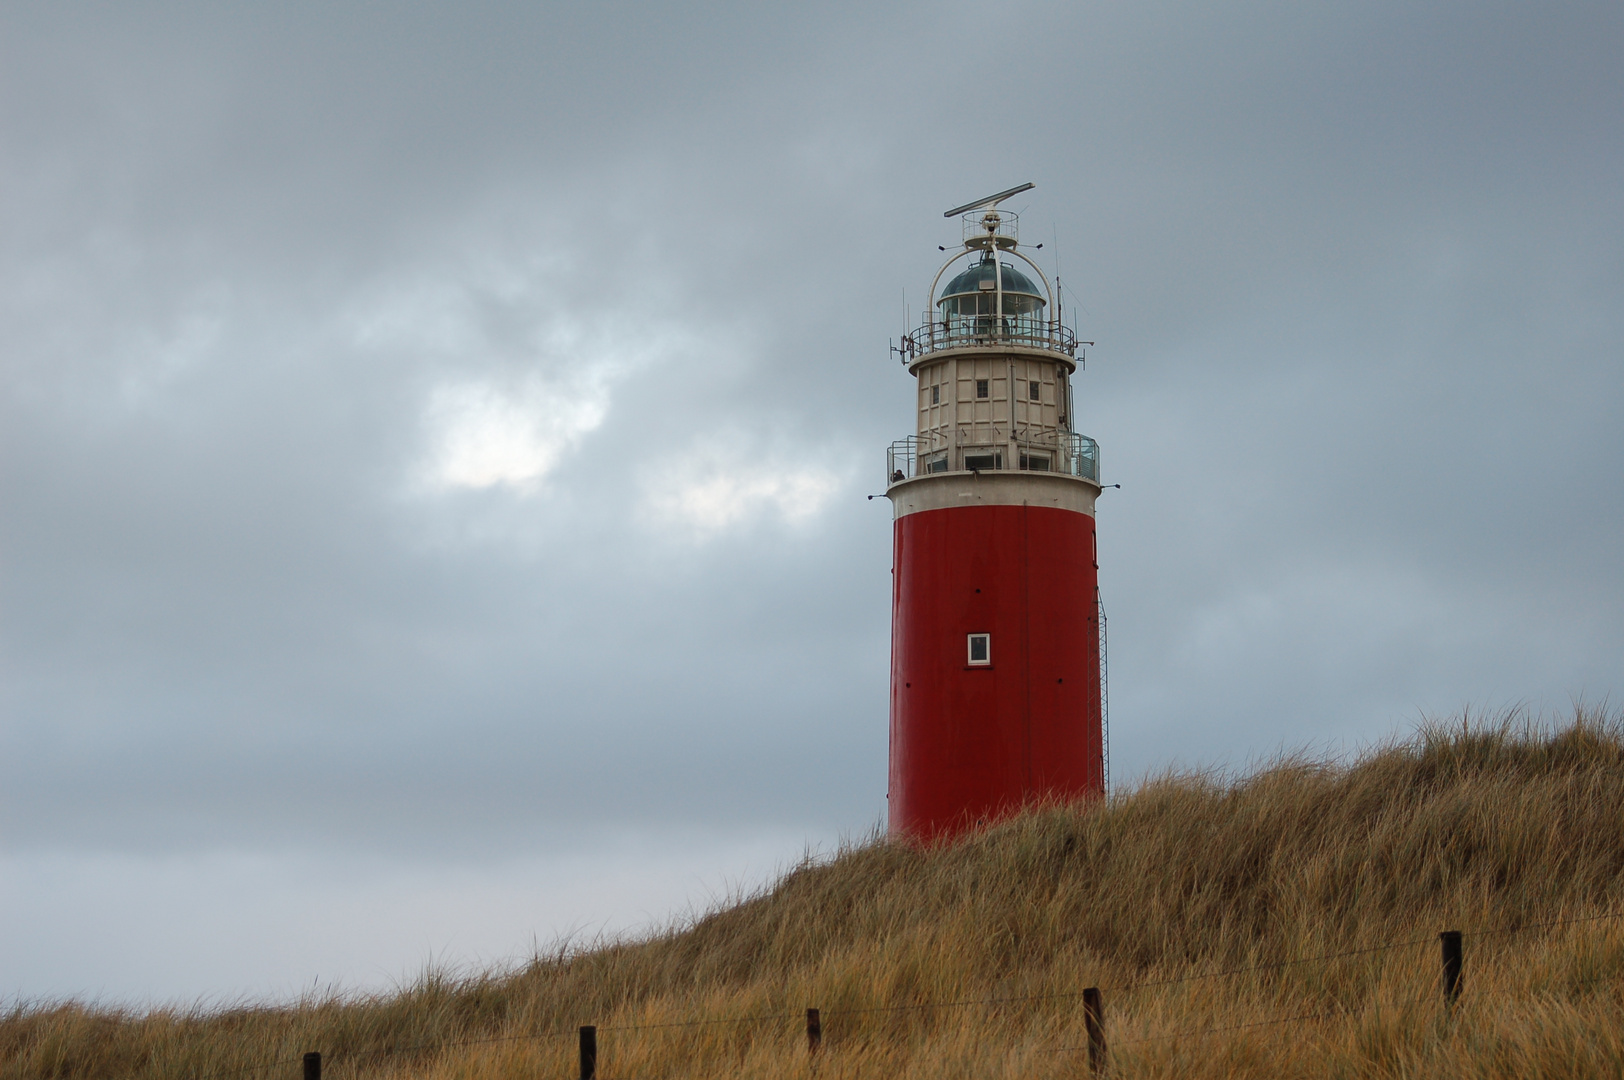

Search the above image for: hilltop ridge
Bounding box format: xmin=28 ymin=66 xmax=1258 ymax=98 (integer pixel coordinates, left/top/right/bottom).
xmin=7 ymin=709 xmax=1624 ymax=1079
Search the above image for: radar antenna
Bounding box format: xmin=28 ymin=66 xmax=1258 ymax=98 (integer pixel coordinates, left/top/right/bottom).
xmin=943 ymin=182 xmax=1035 ymax=218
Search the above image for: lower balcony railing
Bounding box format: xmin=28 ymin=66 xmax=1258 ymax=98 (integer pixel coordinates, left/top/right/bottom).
xmin=886 ymin=433 xmax=1099 ymax=485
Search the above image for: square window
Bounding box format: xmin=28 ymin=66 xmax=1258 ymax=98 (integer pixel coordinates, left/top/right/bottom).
xmin=976 ymin=379 xmax=989 ymax=399
xmin=932 ymin=385 xmax=940 ymax=404
xmin=1030 ymin=381 xmax=1041 ymax=400
xmin=967 ymin=633 xmax=991 ymax=665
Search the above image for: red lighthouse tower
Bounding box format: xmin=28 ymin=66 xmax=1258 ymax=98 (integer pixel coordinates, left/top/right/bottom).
xmin=886 ymin=184 xmax=1105 ymax=842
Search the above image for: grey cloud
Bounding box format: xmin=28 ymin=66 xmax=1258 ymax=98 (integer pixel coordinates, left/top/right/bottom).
xmin=2 ymin=0 xmax=1620 ymax=1001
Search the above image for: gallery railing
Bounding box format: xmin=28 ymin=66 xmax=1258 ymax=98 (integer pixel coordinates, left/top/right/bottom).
xmin=886 ymin=433 xmax=1099 ymax=485
xmin=897 ymin=318 xmax=1080 ymax=363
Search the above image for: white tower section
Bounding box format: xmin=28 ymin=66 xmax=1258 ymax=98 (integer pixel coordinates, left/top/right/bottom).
xmin=888 ymin=198 xmax=1098 ymax=486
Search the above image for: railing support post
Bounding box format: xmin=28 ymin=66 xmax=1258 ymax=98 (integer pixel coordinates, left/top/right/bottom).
xmin=1440 ymin=930 xmax=1463 ymax=1007
xmin=806 ymin=1007 xmax=821 ymax=1054
xmin=579 ymin=1025 xmax=597 ymax=1080
xmin=302 ymin=1053 xmax=320 ymax=1080
xmin=1082 ymin=986 xmax=1106 ymax=1074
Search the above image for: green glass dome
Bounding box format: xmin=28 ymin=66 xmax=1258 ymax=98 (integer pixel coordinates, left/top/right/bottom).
xmin=939 ymin=255 xmax=1046 ymax=303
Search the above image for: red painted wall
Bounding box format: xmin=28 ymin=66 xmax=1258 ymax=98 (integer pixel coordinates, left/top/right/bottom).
xmin=889 ymin=502 xmax=1102 ymax=841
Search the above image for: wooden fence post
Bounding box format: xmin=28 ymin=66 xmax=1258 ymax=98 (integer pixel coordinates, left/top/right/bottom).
xmin=301 ymin=1053 xmax=320 ymax=1080
xmin=1440 ymin=930 xmax=1463 ymax=1006
xmin=579 ymin=1025 xmax=597 ymax=1080
xmin=1082 ymin=986 xmax=1106 ymax=1074
xmin=806 ymin=1008 xmax=822 ymax=1054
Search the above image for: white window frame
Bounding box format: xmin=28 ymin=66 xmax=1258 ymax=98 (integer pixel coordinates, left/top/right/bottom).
xmin=967 ymin=633 xmax=991 ymax=666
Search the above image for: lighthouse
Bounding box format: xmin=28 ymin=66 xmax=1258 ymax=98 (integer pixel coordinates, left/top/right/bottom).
xmin=886 ymin=184 xmax=1105 ymax=842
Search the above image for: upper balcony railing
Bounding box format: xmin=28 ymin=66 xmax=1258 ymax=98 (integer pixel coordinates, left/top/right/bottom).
xmin=962 ymin=209 xmax=1018 ymax=248
xmin=887 ymin=432 xmax=1100 ymax=486
xmin=897 ymin=317 xmax=1079 ymax=364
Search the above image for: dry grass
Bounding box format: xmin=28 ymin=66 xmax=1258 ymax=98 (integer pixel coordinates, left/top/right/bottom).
xmin=7 ymin=707 xmax=1624 ymax=1079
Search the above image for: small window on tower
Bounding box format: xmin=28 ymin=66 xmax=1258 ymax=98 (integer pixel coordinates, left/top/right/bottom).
xmin=932 ymin=385 xmax=940 ymax=404
xmin=976 ymin=379 xmax=989 ymax=399
xmin=1030 ymin=381 xmax=1041 ymax=400
xmin=967 ymin=633 xmax=991 ymax=665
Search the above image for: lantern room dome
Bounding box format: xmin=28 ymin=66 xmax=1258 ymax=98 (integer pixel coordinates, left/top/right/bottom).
xmin=938 ymin=254 xmax=1046 ymax=305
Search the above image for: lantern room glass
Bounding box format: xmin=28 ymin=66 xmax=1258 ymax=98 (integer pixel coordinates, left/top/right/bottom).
xmin=936 ymin=254 xmax=1047 ymax=343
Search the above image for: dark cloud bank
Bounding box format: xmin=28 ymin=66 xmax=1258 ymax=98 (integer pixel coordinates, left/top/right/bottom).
xmin=2 ymin=0 xmax=1620 ymax=1001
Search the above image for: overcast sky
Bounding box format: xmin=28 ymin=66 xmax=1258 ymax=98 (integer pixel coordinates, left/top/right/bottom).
xmin=3 ymin=0 xmax=1620 ymax=1005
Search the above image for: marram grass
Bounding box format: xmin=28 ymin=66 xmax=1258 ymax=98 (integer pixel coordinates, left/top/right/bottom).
xmin=7 ymin=708 xmax=1624 ymax=1079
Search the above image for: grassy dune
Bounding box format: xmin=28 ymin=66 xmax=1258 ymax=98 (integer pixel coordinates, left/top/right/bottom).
xmin=7 ymin=709 xmax=1624 ymax=1079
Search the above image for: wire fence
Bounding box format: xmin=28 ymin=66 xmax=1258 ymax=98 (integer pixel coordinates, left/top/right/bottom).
xmin=173 ymin=909 xmax=1624 ymax=1080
